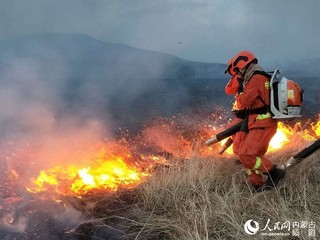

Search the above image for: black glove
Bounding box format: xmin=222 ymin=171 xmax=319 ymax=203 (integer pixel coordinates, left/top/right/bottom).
xmin=237 ymin=77 xmax=244 ymax=93
xmin=232 ymin=110 xmax=247 ymax=119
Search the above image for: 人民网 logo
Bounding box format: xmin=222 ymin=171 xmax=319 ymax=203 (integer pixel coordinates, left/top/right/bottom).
xmin=244 ymin=219 xmax=260 ymax=235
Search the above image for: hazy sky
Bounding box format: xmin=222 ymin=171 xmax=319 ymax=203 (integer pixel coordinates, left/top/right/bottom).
xmin=0 ymin=0 xmax=319 ymax=63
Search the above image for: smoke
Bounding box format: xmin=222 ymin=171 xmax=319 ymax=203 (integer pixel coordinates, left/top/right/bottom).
xmin=0 ymin=36 xmax=147 ymax=238
xmin=0 ymin=53 xmax=109 ymax=161
xmin=0 ymin=33 xmax=198 ymax=238
xmin=0 ymin=48 xmax=109 ymax=238
xmin=0 ymin=33 xmax=201 ymax=181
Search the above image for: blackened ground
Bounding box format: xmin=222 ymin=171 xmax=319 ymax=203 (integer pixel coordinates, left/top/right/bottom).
xmin=68 ymin=189 xmax=147 ymax=240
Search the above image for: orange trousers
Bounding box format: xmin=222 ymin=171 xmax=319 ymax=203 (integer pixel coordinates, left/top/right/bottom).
xmin=232 ymin=131 xmax=243 ymax=156
xmin=236 ymin=125 xmax=277 ymax=186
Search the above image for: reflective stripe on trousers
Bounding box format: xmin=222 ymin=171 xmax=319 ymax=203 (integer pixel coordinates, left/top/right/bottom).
xmin=245 ymin=169 xmax=263 ymax=175
xmin=244 ymin=157 xmax=263 ymax=175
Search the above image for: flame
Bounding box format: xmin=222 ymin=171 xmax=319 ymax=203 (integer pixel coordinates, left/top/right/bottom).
xmin=26 ymin=115 xmax=320 ymax=197
xmin=311 ymin=115 xmax=320 ymax=137
xmin=268 ymin=122 xmax=291 ymax=151
xmin=27 ymin=143 xmax=161 ymax=196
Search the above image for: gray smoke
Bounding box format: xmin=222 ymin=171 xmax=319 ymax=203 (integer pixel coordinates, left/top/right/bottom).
xmin=0 ymin=33 xmax=199 ymax=238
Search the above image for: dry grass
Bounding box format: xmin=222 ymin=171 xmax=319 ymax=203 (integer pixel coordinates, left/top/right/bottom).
xmin=73 ymin=148 xmax=320 ymax=240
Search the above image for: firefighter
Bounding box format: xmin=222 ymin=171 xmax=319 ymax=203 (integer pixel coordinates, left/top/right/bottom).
xmin=224 ymin=51 xmax=285 ymax=191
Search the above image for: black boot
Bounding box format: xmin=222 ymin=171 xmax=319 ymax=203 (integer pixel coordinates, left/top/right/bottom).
xmin=235 ymin=158 xmax=242 ymax=165
xmin=253 ymin=165 xmax=286 ymax=192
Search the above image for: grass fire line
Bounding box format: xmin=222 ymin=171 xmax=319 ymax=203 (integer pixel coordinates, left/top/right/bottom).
xmin=25 ymin=117 xmax=319 ymax=197
xmin=205 ymin=120 xmax=320 ymax=168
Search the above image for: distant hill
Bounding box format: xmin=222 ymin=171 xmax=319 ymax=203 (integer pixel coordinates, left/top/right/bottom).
xmin=0 ymin=33 xmax=226 ymax=79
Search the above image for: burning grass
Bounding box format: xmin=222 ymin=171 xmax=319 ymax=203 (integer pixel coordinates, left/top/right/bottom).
xmin=24 ymin=115 xmax=320 ymax=198
xmin=2 ymin=115 xmax=320 ymax=239
xmin=69 ymin=120 xmax=320 ymax=239
xmin=25 ymin=142 xmax=166 ymax=196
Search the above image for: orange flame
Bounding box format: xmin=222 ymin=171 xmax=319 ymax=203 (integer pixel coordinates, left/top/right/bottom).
xmin=268 ymin=122 xmax=291 ymax=151
xmin=311 ymin=115 xmax=320 ymax=137
xmin=27 ymin=143 xmax=162 ymax=196
xmin=26 ymin=116 xmax=320 ymax=196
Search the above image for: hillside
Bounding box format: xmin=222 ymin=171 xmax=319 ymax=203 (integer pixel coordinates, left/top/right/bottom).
xmin=0 ymin=33 xmax=226 ymax=79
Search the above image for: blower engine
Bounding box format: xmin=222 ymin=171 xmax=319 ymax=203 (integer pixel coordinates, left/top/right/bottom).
xmin=269 ymin=69 xmax=303 ymax=119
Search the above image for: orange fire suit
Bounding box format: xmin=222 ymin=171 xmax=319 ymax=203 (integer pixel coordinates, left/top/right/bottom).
xmin=235 ymin=73 xmax=277 ymax=186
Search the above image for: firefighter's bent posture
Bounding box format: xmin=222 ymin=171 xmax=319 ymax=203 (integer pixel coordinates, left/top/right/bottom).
xmin=224 ymin=51 xmax=285 ymax=191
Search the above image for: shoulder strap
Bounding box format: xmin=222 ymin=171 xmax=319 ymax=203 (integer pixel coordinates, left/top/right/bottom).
xmin=251 ymin=70 xmax=271 ymax=79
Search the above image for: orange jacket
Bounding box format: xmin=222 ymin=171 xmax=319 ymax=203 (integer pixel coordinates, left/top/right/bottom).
xmin=235 ymin=73 xmax=277 ymax=129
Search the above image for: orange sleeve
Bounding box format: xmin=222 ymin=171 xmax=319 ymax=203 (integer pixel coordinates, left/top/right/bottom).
xmin=225 ymin=76 xmax=239 ymax=95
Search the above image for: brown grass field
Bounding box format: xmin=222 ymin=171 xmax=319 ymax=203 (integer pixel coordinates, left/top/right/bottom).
xmin=73 ymin=139 xmax=320 ymax=240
